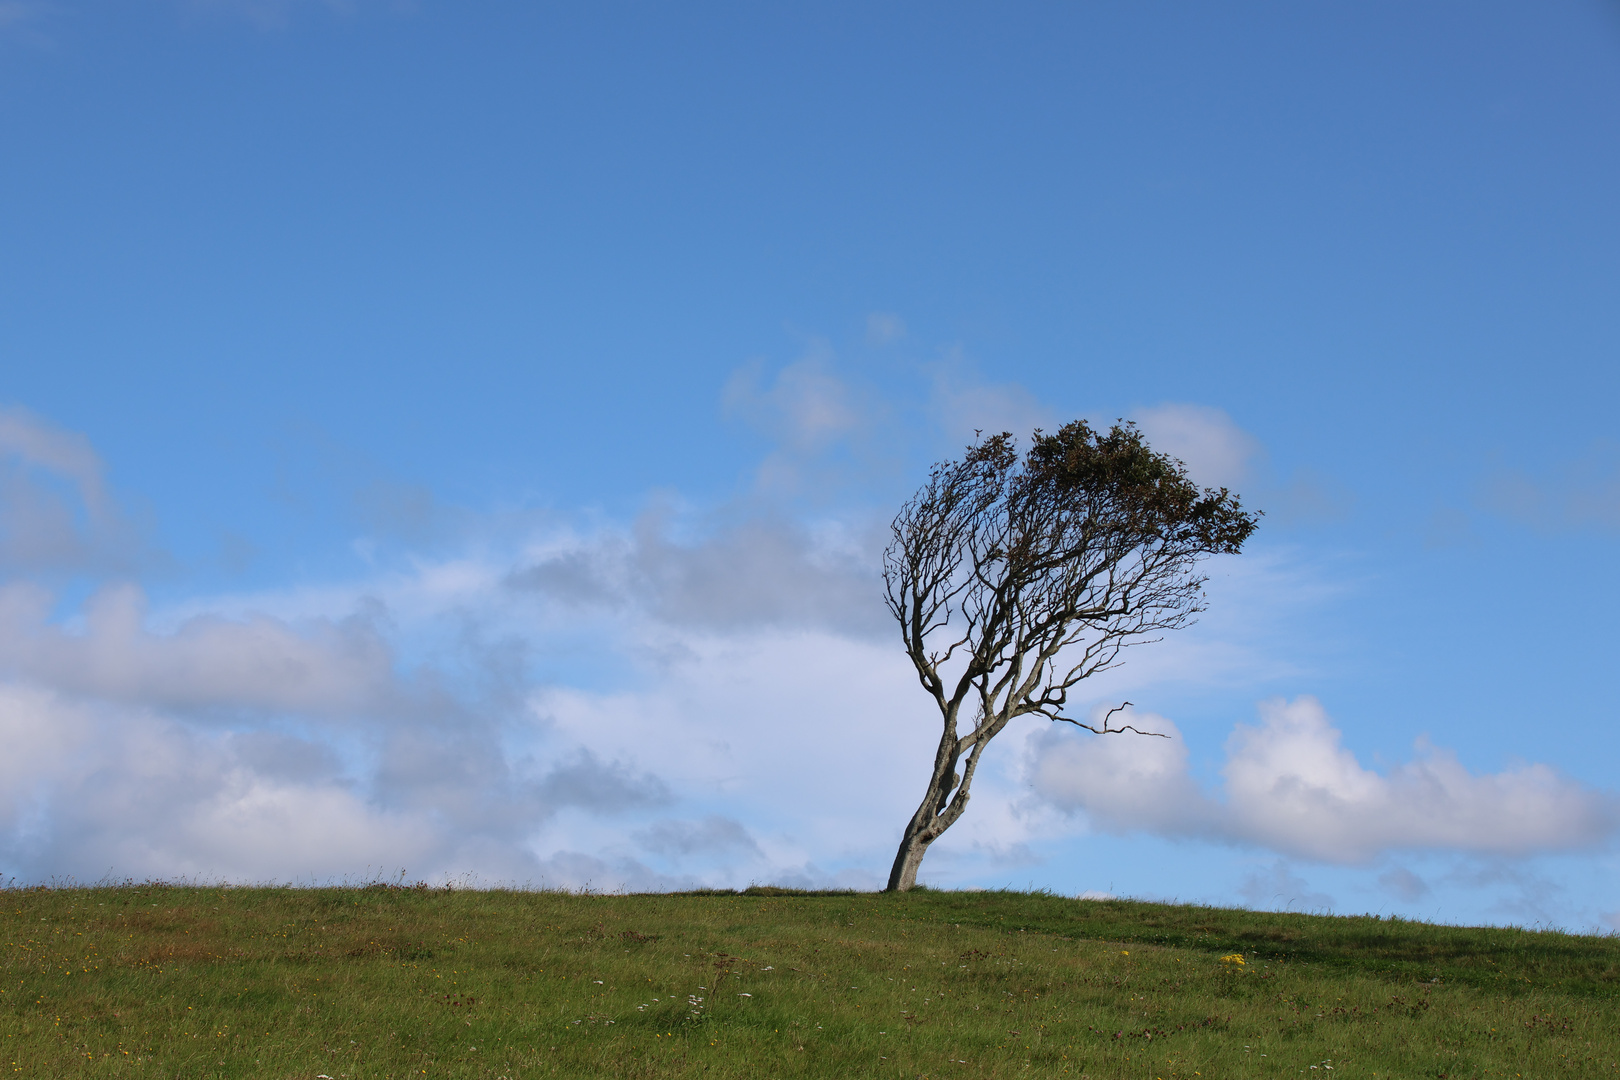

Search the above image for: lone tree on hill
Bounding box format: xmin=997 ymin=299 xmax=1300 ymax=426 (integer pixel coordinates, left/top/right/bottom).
xmin=881 ymin=420 xmax=1260 ymax=892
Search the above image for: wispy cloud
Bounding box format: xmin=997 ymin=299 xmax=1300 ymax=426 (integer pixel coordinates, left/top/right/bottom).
xmin=865 ymin=312 xmax=907 ymax=345
xmin=924 ymin=354 xmax=1055 ymax=445
xmin=506 ymin=511 xmax=887 ymax=637
xmin=1480 ymin=440 xmax=1620 ymax=533
xmin=0 ymin=2 xmax=47 ymax=40
xmin=0 ymin=408 xmax=148 ymax=575
xmin=634 ymin=815 xmax=763 ymax=860
xmin=1131 ymin=403 xmax=1263 ymax=491
xmin=1129 ymin=403 xmax=1351 ymax=525
xmin=180 ymin=0 xmax=412 ymax=32
xmin=722 ymin=348 xmax=896 ymax=499
xmin=1238 ymin=860 xmax=1335 ymax=912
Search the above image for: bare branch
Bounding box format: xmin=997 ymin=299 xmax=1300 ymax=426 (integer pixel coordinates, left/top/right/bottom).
xmin=1050 ymin=701 xmax=1169 ymax=738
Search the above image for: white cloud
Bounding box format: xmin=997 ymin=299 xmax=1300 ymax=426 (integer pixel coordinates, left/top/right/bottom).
xmin=1221 ymin=697 xmax=1614 ymax=862
xmin=0 ymin=388 xmax=917 ymax=883
xmin=1028 ymin=709 xmax=1207 ymax=836
xmin=0 ymin=581 xmax=397 ymax=716
xmin=0 ymin=683 xmax=440 ymax=882
xmin=531 ymin=628 xmax=929 ymax=864
xmin=1131 ymin=403 xmax=1263 ymax=491
xmin=0 ymin=665 xmax=689 ymax=884
xmin=0 ymin=419 xmax=1378 ymax=888
xmin=1030 ymin=696 xmax=1618 ymax=864
xmin=0 ymin=487 xmax=925 ymax=886
xmin=1 ymin=399 xmax=1609 ymax=906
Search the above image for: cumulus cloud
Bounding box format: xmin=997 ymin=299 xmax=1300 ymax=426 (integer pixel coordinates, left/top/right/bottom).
xmin=1027 ymin=710 xmax=1207 ymax=836
xmin=0 ymin=400 xmax=1402 ymax=889
xmin=2 ymin=392 xmax=1607 ymax=910
xmin=0 ymin=477 xmax=914 ymax=886
xmin=1030 ymin=696 xmax=1617 ymax=864
xmin=0 ymin=683 xmax=440 ymax=881
xmin=0 ymin=582 xmax=397 ymax=716
xmin=531 ymin=628 xmax=928 ymax=855
xmin=1221 ymin=698 xmax=1615 ymax=861
xmin=0 ymin=400 xmax=914 ymax=886
xmin=0 ymin=409 xmax=105 ymax=500
xmin=0 ymin=667 xmax=680 ymax=884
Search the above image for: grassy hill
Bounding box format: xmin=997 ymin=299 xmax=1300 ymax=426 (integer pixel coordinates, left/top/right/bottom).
xmin=3 ymin=882 xmax=1616 ymax=1078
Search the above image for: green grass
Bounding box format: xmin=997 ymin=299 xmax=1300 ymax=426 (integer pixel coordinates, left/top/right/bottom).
xmin=3 ymin=883 xmax=1617 ymax=1078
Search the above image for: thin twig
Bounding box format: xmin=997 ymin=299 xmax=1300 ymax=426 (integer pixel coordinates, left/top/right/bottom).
xmin=1052 ymin=701 xmax=1169 ymax=738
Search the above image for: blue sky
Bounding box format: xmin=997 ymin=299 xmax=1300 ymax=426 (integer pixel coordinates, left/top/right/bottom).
xmin=1 ymin=1 xmax=1618 ymax=928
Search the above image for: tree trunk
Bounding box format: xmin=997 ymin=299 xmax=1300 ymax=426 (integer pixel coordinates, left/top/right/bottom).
xmin=885 ymin=738 xmax=965 ymax=892
xmin=887 ymin=825 xmax=932 ymax=892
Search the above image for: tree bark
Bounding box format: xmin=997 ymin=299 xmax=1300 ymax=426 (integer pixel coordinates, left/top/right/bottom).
xmin=886 ymin=728 xmax=970 ymax=891
xmin=887 ymin=826 xmax=932 ymax=892
xmin=887 ymin=787 xmax=949 ymax=892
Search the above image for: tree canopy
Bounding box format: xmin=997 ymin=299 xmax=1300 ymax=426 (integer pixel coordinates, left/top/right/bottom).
xmin=882 ymin=420 xmax=1260 ymax=892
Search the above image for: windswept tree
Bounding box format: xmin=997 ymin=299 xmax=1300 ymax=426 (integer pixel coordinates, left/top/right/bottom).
xmin=882 ymin=421 xmax=1260 ymax=892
